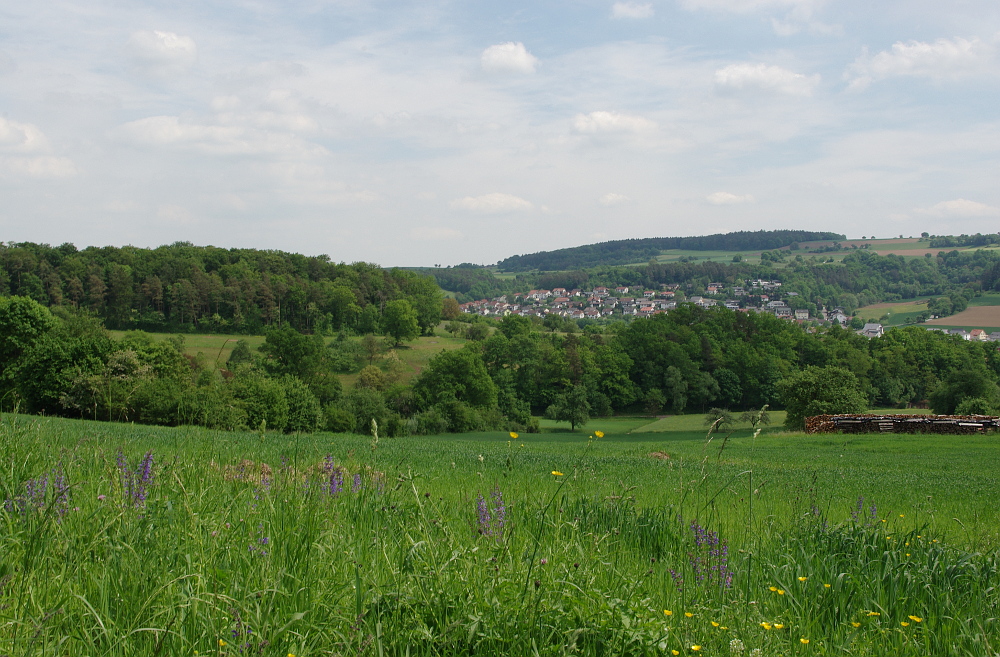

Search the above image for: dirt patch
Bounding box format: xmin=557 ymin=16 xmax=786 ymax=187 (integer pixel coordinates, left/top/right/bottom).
xmin=648 ymin=451 xmax=671 ymax=460
xmin=925 ymin=306 xmax=1000 ymax=327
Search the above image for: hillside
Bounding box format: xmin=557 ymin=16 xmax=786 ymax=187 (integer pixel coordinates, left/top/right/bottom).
xmin=495 ymin=229 xmax=846 ymax=271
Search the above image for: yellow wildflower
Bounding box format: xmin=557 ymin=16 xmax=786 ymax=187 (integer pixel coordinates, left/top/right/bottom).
xmin=800 ymin=638 xmax=809 ymax=644
xmin=672 ymin=651 xmax=680 ymax=656
xmin=867 ymin=611 xmax=880 ymax=616
xmin=711 ymin=621 xmax=720 ymax=627
xmin=908 ymin=615 xmax=923 ymax=623
xmin=777 ymin=589 xmax=785 ymax=595
xmin=219 ymin=639 xmax=227 ymax=647
xmin=595 ymin=430 xmax=604 ymax=438
xmin=769 ymin=586 xmax=778 ymax=592
xmin=798 ymin=576 xmax=807 ymax=582
xmin=685 ymin=612 xmax=694 ymax=618
xmin=901 ymin=622 xmax=910 ymax=627
xmin=510 ymin=431 xmax=519 ymax=439
xmin=761 ymin=622 xmax=772 ymax=630
xmin=900 ymin=514 xmax=905 ymax=518
xmin=664 ymin=610 xmax=673 ymax=616
xmin=851 ymin=622 xmax=861 ymax=628
xmin=774 ymin=623 xmax=784 ymax=630
xmin=551 ymin=471 xmax=564 ymax=476
xmin=691 ymin=646 xmax=702 ymax=652
xmin=824 ymin=583 xmax=831 ymax=588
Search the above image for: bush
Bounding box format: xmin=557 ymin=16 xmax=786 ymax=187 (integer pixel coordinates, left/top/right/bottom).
xmin=230 ymin=369 xmax=288 ymax=432
xmin=283 ymin=376 xmax=322 ymax=433
xmin=777 ymin=366 xmax=868 ymax=430
xmin=323 ymin=404 xmax=357 ymax=433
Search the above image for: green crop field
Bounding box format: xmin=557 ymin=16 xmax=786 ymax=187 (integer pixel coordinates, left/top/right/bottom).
xmin=3 ymin=413 xmax=998 ymax=655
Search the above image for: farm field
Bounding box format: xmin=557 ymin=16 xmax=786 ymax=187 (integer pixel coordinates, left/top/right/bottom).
xmin=924 ymin=305 xmax=1000 ymax=332
xmin=2 ymin=413 xmax=998 ymax=655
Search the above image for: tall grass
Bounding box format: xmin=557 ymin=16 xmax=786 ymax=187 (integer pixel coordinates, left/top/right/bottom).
xmin=1 ymin=413 xmax=998 ymax=655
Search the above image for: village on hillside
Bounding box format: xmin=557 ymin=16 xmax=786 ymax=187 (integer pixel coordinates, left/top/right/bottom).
xmin=460 ymin=279 xmax=1000 ymax=341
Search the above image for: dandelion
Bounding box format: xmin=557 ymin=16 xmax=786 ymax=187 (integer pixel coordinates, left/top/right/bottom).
xmin=798 ymin=576 xmax=807 ymax=582
xmin=551 ymin=471 xmax=564 ymax=476
xmin=908 ymin=615 xmax=923 ymax=623
xmin=800 ymin=638 xmax=809 ymax=644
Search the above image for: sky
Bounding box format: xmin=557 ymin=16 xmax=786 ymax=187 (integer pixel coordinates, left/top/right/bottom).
xmin=1 ymin=0 xmax=998 ymax=266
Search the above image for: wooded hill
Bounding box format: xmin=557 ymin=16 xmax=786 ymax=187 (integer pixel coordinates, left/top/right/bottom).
xmin=0 ymin=241 xmax=443 ymax=335
xmin=495 ymin=229 xmax=845 ymax=271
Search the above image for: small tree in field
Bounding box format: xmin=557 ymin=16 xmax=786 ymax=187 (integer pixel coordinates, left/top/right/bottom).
xmin=382 ymin=299 xmax=420 ymax=346
xmin=545 ymin=385 xmax=590 ymax=431
xmin=777 ymin=366 xmax=867 ymax=430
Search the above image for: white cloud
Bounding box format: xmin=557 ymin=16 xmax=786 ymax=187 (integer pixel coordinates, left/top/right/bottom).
xmin=1 ymin=156 xmax=77 ymax=178
xmin=707 ymin=191 xmax=755 ymax=205
xmin=118 ymin=115 xmax=326 ymax=156
xmin=157 ymin=204 xmax=197 ymax=224
xmin=0 ymin=117 xmax=48 ymax=153
xmin=450 ymin=193 xmax=533 ymax=214
xmin=917 ymin=198 xmax=1000 ymax=217
xmin=480 ymin=42 xmax=538 ymax=74
xmin=715 ymin=63 xmax=819 ymax=96
xmin=611 ymin=2 xmax=655 ymax=19
xmin=411 ymin=226 xmax=462 ymax=240
xmin=598 ymin=192 xmax=632 ymax=206
xmin=126 ymin=30 xmax=197 ymax=76
xmin=847 ymin=37 xmax=995 ymax=90
xmin=680 ymin=0 xmax=820 ymax=13
xmin=573 ymin=111 xmax=656 ymax=133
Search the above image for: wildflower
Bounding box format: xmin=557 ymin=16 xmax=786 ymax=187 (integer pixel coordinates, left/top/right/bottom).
xmin=774 ymin=623 xmax=784 ymax=630
xmin=729 ymin=638 xmax=745 ymax=653
xmin=749 ymin=650 xmax=763 ymax=657
xmin=551 ymin=471 xmax=564 ymax=476
xmin=97 ymin=494 xmax=106 ymax=501
xmin=800 ymin=638 xmax=809 ymax=644
xmin=798 ymin=576 xmax=807 ymax=582
xmin=851 ymin=622 xmax=861 ymax=627
xmin=664 ymin=610 xmax=673 ymax=616
xmin=777 ymin=589 xmax=785 ymax=595
xmin=824 ymin=583 xmax=831 ymax=588
xmin=540 ymin=558 xmax=548 ymax=565
xmin=899 ymin=514 xmax=904 ymax=518
xmin=509 ymin=431 xmax=519 ymax=439
xmin=595 ymin=431 xmax=604 ymax=438
xmin=881 ymin=519 xmax=887 ymax=523
xmin=908 ymin=615 xmax=922 ymax=622
xmin=769 ymin=586 xmax=778 ymax=592
xmin=685 ymin=612 xmax=694 ymax=618
xmin=760 ymin=622 xmax=772 ymax=630
xmin=867 ymin=611 xmax=880 ymax=616
xmin=691 ymin=646 xmax=701 ymax=652
xmin=711 ymin=621 xmax=720 ymax=627
xmin=672 ymin=651 xmax=680 ymax=656
xmin=901 ymin=622 xmax=910 ymax=627
xmin=219 ymin=639 xmax=227 ymax=647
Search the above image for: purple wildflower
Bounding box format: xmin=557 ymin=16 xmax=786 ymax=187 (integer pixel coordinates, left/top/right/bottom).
xmin=352 ymin=473 xmax=362 ymax=493
xmin=117 ymin=450 xmax=154 ymax=507
xmin=475 ymin=486 xmax=507 ymax=539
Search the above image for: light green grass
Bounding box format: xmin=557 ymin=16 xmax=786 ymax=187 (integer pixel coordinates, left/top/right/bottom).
xmin=2 ymin=414 xmax=998 ymax=655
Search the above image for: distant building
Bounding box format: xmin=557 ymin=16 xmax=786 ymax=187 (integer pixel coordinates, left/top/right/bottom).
xmin=860 ymin=323 xmax=884 ymax=338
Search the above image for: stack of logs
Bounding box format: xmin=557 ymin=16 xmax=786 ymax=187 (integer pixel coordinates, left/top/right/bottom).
xmin=805 ymin=414 xmax=1000 ymax=434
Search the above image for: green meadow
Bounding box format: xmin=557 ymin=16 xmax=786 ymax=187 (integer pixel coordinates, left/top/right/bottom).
xmin=3 ymin=413 xmax=999 ymax=656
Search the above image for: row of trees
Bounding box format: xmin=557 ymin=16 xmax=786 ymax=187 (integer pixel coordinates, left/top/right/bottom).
xmin=0 ymin=241 xmax=443 ymax=335
xmin=3 ymin=294 xmax=1000 ymax=435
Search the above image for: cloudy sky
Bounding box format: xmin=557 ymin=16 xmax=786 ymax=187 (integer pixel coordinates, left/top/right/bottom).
xmin=1 ymin=0 xmax=998 ymax=266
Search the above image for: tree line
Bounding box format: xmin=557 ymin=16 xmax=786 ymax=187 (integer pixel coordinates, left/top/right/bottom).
xmin=3 ymin=295 xmax=999 ymax=437
xmin=0 ymin=241 xmax=444 ymax=335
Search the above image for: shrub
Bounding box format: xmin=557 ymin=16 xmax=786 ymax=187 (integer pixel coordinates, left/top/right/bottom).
xmin=283 ymin=376 xmax=322 ymax=433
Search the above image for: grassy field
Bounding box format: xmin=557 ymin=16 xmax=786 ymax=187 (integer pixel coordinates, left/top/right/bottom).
xmin=3 ymin=413 xmax=999 ymax=655
xmin=107 ymin=330 xmax=469 ymax=386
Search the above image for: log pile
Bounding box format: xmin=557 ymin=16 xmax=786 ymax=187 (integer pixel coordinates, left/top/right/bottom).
xmin=805 ymin=414 xmax=1000 ymax=434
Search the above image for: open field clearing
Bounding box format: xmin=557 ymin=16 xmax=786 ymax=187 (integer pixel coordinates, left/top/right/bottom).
xmin=3 ymin=413 xmax=998 ymax=655
xmin=107 ymin=330 xmax=468 ymax=386
xmin=925 ymin=305 xmax=1000 ymax=331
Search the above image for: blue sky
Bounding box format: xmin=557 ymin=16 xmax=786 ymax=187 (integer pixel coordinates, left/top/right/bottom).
xmin=1 ymin=0 xmax=998 ymax=265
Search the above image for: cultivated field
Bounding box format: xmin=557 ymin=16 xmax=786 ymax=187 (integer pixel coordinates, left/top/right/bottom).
xmin=925 ymin=305 xmax=1000 ymax=331
xmin=2 ymin=413 xmax=998 ymax=655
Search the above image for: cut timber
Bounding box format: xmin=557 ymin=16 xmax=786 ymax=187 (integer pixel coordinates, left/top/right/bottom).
xmin=805 ymin=414 xmax=1000 ymax=435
